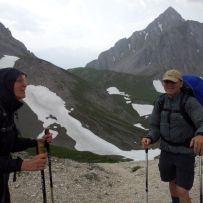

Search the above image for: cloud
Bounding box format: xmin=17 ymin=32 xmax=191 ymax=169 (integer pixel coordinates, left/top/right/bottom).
xmin=186 ymin=0 xmax=203 ymax=3
xmin=0 ymin=1 xmax=45 ymax=33
xmin=0 ymin=0 xmax=203 ymax=69
xmin=175 ymin=0 xmax=203 ymax=6
xmin=35 ymin=46 xmax=100 ymax=68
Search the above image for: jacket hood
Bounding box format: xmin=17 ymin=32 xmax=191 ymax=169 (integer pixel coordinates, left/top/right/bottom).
xmin=0 ymin=68 xmax=26 ymax=112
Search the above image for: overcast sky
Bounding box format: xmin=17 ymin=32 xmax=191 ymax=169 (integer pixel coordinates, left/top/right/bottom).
xmin=0 ymin=0 xmax=203 ymax=69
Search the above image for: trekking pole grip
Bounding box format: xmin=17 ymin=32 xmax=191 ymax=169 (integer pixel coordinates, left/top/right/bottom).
xmin=37 ymin=140 xmax=45 ymax=154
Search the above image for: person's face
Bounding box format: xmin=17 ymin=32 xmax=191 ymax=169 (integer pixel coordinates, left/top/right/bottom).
xmin=163 ymin=80 xmax=183 ymax=97
xmin=14 ymin=74 xmax=27 ymax=100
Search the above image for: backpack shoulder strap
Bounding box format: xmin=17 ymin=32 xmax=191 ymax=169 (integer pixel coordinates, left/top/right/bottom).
xmin=180 ymin=93 xmax=196 ymax=130
xmin=156 ymin=94 xmax=166 ymax=112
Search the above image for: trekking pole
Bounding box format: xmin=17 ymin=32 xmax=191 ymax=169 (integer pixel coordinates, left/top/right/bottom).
xmin=44 ymin=128 xmax=54 ymax=203
xmin=200 ymin=155 xmax=203 ymax=203
xmin=37 ymin=140 xmax=47 ymax=203
xmin=145 ymin=148 xmax=148 ymax=203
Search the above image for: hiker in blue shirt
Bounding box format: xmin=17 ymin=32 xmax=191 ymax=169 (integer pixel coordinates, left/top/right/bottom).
xmin=0 ymin=68 xmax=52 ymax=203
xmin=142 ymin=69 xmax=203 ymax=203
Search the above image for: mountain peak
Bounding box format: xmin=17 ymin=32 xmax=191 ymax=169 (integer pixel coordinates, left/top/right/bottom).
xmin=144 ymin=7 xmax=184 ymax=33
xmin=86 ymin=7 xmax=203 ymax=76
xmin=164 ymin=6 xmax=180 ymax=15
xmin=163 ymin=7 xmax=183 ymax=18
xmin=156 ymin=7 xmax=184 ymax=24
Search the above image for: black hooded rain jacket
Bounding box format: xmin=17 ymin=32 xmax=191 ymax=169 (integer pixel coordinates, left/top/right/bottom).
xmin=0 ymin=68 xmax=37 ymax=203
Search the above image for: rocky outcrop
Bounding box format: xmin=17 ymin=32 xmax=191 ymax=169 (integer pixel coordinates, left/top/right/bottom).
xmin=86 ymin=7 xmax=203 ymax=76
xmin=0 ymin=22 xmax=33 ymax=57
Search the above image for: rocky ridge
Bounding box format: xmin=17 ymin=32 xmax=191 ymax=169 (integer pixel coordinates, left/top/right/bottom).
xmin=86 ymin=7 xmax=203 ymax=77
xmin=0 ymin=22 xmax=33 ymax=57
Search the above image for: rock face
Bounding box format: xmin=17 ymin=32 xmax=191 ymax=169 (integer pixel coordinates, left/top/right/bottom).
xmin=0 ymin=23 xmax=33 ymax=57
xmin=86 ymin=7 xmax=203 ymax=76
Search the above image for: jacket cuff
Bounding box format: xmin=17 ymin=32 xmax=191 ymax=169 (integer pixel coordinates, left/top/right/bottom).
xmin=25 ymin=139 xmax=37 ymax=148
xmin=30 ymin=139 xmax=37 ymax=147
xmin=9 ymin=157 xmax=23 ymax=172
xmin=16 ymin=157 xmax=23 ymax=171
xmin=196 ymin=133 xmax=203 ymax=136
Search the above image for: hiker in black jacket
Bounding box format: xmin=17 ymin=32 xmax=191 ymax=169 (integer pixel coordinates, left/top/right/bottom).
xmin=142 ymin=69 xmax=203 ymax=203
xmin=0 ymin=68 xmax=52 ymax=203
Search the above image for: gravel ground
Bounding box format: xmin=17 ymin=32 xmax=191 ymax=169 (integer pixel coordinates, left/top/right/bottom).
xmin=9 ymin=156 xmax=201 ymax=203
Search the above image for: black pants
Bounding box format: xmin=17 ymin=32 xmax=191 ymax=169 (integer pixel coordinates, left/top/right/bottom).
xmin=0 ymin=174 xmax=10 ymax=203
